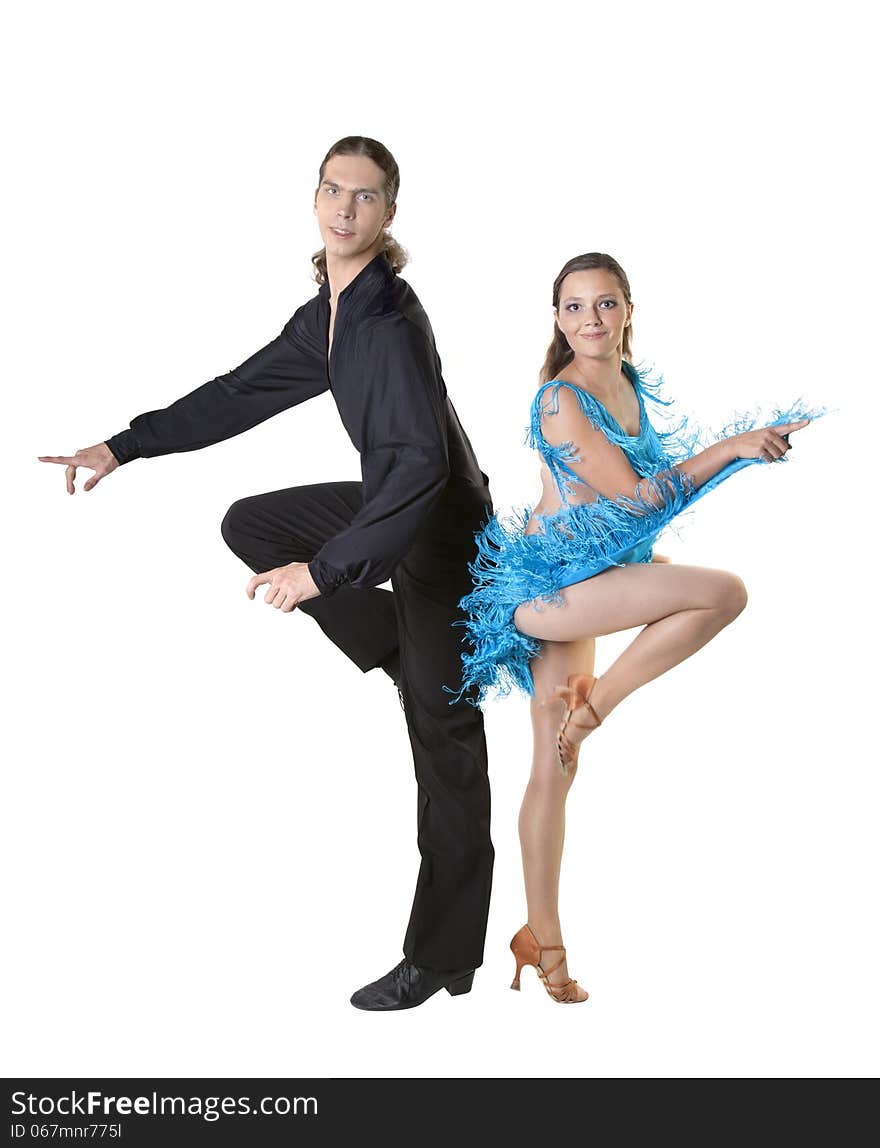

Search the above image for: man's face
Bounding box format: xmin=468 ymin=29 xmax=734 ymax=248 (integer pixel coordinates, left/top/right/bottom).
xmin=314 ymin=154 xmax=396 ymax=264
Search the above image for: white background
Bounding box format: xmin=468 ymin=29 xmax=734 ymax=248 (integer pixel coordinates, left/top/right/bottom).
xmin=3 ymin=0 xmax=876 ymax=1078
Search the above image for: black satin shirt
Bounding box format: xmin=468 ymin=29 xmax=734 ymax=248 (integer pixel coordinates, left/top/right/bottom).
xmin=106 ymin=255 xmax=490 ymax=595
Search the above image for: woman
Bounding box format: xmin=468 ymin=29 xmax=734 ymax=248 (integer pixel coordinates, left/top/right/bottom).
xmin=458 ymin=253 xmax=817 ymax=1004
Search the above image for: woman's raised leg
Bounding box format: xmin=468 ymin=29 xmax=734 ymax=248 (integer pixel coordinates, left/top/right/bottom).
xmin=514 ymin=561 xmax=747 ymax=750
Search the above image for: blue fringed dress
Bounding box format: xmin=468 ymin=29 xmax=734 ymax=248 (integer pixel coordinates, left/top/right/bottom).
xmin=457 ymin=360 xmax=819 ymax=705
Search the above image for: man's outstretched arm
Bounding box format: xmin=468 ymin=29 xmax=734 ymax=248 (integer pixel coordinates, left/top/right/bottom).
xmin=40 ymin=305 xmax=328 ymax=492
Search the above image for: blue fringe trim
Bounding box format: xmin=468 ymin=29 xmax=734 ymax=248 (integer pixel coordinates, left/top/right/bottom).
xmin=454 ymin=364 xmax=824 ymax=707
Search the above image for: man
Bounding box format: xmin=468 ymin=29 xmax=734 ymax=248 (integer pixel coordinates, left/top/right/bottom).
xmin=40 ymin=136 xmax=494 ymax=1011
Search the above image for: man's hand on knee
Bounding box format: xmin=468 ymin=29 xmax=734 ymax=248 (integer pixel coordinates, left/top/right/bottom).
xmin=246 ymin=562 xmax=321 ymax=612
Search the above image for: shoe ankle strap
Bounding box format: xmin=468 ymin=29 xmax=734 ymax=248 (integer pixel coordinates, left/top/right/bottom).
xmin=539 ymin=952 xmax=567 ymax=979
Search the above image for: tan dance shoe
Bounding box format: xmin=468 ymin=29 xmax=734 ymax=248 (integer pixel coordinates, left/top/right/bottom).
xmin=554 ymin=673 xmax=602 ymax=774
xmin=509 ymin=924 xmax=588 ymax=1004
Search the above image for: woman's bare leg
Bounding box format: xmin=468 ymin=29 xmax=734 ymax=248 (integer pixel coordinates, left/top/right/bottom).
xmin=514 ymin=563 xmax=745 ymax=999
xmin=514 ymin=563 xmax=747 ymax=725
xmin=518 ymin=637 xmax=594 ymax=1000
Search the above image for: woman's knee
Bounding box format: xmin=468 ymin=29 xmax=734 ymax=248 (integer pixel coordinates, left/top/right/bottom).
xmin=527 ymin=757 xmax=576 ymax=795
xmin=527 ymin=718 xmax=577 ymax=787
xmin=715 ymin=572 xmax=748 ymax=620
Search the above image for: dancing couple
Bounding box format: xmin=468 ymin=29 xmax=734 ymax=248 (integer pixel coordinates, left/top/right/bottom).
xmin=41 ymin=136 xmax=815 ymax=1010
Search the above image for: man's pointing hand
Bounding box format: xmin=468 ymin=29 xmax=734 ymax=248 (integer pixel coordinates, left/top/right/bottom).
xmin=39 ymin=442 xmax=119 ymax=494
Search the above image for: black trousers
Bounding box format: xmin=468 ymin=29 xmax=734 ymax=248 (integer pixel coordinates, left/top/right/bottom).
xmin=220 ymin=479 xmax=495 ymax=970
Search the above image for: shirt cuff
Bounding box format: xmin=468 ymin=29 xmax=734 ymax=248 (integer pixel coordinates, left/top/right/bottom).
xmin=308 ymin=557 xmax=347 ymax=597
xmin=105 ymin=430 xmax=142 ymax=465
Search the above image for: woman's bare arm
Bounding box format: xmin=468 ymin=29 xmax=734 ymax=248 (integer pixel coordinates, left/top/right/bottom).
xmin=541 ymin=386 xmax=809 ymax=507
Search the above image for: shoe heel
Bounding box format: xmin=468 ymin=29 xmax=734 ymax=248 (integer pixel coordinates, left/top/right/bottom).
xmin=510 ymin=925 xmax=540 ymax=990
xmin=510 ymin=957 xmax=525 ymax=991
xmin=446 ymin=970 xmax=475 ymax=997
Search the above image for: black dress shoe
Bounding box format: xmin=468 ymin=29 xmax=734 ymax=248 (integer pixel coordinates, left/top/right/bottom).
xmin=350 ymin=959 xmax=475 ymax=1011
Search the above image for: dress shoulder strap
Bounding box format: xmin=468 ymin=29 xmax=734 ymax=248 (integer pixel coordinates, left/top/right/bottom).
xmin=527 ymin=380 xmax=607 ymax=451
xmin=527 ymin=381 xmax=610 ymax=504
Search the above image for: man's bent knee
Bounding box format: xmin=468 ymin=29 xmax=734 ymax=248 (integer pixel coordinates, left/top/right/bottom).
xmin=220 ymin=498 xmax=252 ymax=552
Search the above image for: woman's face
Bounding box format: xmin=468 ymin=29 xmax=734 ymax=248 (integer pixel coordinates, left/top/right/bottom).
xmin=554 ymin=268 xmax=632 ymax=360
xmin=314 ymin=153 xmax=395 ymax=264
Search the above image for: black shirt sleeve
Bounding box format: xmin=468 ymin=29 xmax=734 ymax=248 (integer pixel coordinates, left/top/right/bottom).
xmin=105 ymin=305 xmax=328 ymax=462
xmin=308 ymin=314 xmax=450 ymax=594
